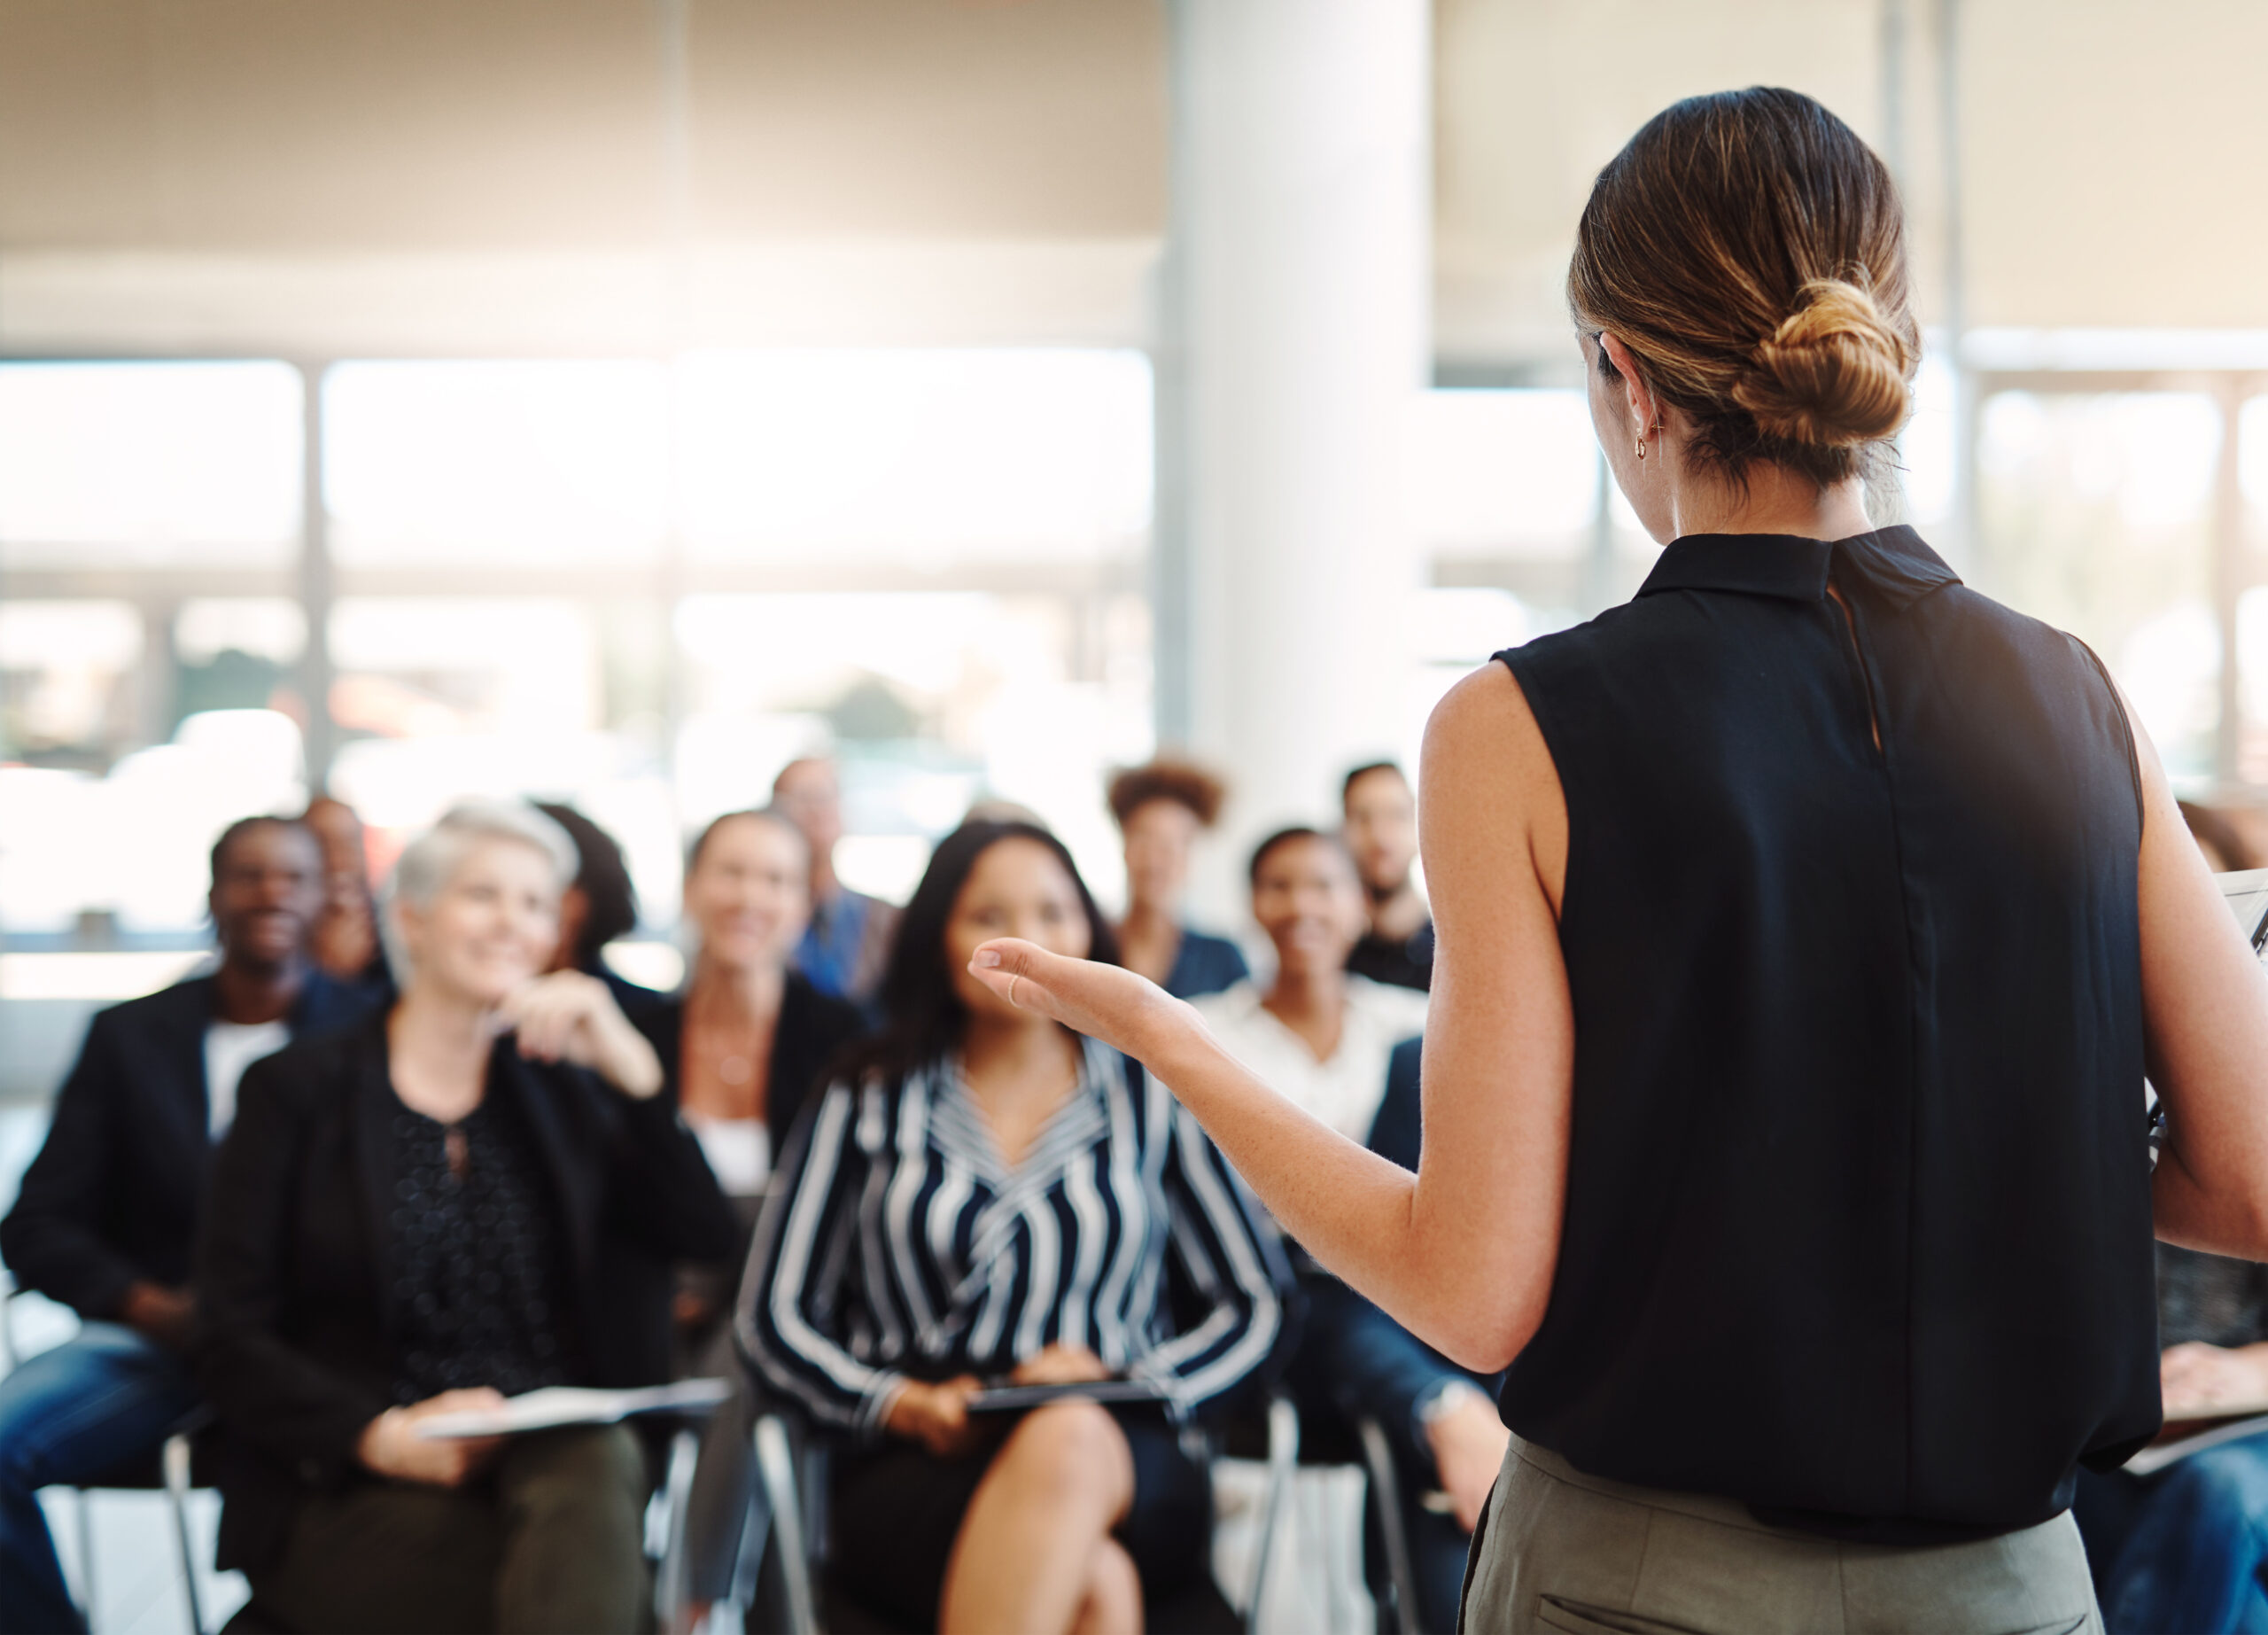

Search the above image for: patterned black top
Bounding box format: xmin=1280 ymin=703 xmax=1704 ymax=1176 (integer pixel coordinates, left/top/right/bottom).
xmin=386 ymin=1093 xmax=575 ymax=1403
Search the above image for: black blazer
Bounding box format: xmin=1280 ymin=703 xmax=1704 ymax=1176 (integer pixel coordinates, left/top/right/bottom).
xmin=195 ymin=1011 xmax=738 ymax=1572
xmin=1371 ymin=1037 xmax=1424 ymax=1173
xmin=633 ymin=970 xmax=866 ymax=1162
xmin=0 ymin=971 xmax=377 ymax=1320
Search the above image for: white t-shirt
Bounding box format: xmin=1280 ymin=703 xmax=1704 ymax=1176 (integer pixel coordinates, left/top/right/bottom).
xmin=687 ymin=1113 xmax=773 ymax=1199
xmin=1191 ymin=977 xmax=1430 ymax=1145
xmin=203 ymin=1019 xmax=291 ymax=1139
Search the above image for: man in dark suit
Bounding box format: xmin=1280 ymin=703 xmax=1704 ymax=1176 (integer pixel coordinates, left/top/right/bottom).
xmin=0 ymin=815 xmax=375 ymax=1633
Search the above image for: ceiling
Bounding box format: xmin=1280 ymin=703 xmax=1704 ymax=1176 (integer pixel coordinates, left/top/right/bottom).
xmin=0 ymin=0 xmax=2260 ymax=359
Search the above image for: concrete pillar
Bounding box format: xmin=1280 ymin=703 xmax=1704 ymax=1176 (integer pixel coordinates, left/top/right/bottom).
xmin=1156 ymin=0 xmax=1431 ymax=907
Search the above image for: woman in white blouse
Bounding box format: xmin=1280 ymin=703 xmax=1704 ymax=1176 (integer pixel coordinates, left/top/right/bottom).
xmin=1193 ymin=826 xmax=1509 ymax=1629
xmin=1191 ymin=828 xmax=1428 ymax=1143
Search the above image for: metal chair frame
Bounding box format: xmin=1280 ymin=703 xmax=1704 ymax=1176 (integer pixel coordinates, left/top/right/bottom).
xmin=0 ymin=1282 xmax=212 ymax=1635
xmin=1242 ymin=1393 xmax=1430 ymax=1635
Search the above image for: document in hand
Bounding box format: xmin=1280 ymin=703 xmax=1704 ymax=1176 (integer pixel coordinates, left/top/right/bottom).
xmin=412 ymin=1378 xmax=734 ymax=1440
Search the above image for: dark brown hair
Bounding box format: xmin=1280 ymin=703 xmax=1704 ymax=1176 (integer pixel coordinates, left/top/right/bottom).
xmin=1107 ymin=759 xmax=1227 ymax=829
xmin=843 ymin=821 xmax=1120 ymax=1084
xmin=1571 ymin=87 xmax=1919 ymax=488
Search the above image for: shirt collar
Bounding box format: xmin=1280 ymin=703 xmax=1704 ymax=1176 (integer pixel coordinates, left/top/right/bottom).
xmin=1635 ymin=525 xmax=1961 ymax=612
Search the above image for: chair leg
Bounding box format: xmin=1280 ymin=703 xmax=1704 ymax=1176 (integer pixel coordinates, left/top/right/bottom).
xmin=653 ymin=1427 xmax=701 ymax=1631
xmin=1355 ymin=1417 xmax=1422 ymax=1635
xmin=75 ymin=1488 xmax=97 ymax=1630
xmin=1244 ymin=1396 xmax=1300 ymax=1633
xmin=752 ymin=1414 xmax=818 ymax=1635
xmin=163 ymin=1434 xmax=206 ymax=1635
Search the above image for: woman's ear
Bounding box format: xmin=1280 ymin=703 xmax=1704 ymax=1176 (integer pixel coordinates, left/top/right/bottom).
xmin=1597 ymin=332 xmax=1657 ymax=438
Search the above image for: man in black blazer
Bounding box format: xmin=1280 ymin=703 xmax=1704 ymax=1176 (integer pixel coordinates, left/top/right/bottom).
xmin=0 ymin=815 xmax=375 ymax=1634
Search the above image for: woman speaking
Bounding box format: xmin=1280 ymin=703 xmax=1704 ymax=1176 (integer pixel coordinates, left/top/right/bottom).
xmin=967 ymin=88 xmax=2268 ymax=1632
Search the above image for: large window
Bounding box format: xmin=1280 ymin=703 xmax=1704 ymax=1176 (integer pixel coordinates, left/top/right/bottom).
xmin=0 ymin=351 xmax=1157 ymax=962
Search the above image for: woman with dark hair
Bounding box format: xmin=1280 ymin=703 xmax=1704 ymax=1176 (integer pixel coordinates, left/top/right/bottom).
xmin=964 ymin=88 xmax=2268 ymax=1632
xmin=739 ymin=820 xmax=1287 ymax=1634
xmin=1107 ymin=759 xmax=1249 ymax=999
xmin=534 ymin=802 xmax=659 ymax=1024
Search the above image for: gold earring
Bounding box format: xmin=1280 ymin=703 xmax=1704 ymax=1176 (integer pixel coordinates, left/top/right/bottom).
xmin=1635 ymin=436 xmax=1647 ymax=461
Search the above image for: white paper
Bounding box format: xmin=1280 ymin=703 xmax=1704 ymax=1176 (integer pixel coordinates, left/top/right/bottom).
xmin=2124 ymin=1409 xmax=2268 ymax=1477
xmin=412 ymin=1378 xmax=733 ymax=1440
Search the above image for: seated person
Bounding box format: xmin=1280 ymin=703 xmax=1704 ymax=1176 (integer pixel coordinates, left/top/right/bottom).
xmin=1340 ymin=763 xmax=1433 ymax=992
xmin=301 ymin=794 xmax=389 ymax=991
xmin=2072 ymin=799 xmax=2268 ymax=1634
xmin=739 ymin=820 xmax=1288 ymax=1635
xmin=536 ymin=801 xmax=665 ymax=1027
xmin=1192 ymin=827 xmax=1502 ymax=1633
xmin=771 ymin=756 xmax=901 ymax=1008
xmin=2073 ymin=1244 xmax=2268 ymax=1633
xmin=0 ymin=815 xmax=372 ymax=1635
xmin=635 ymin=808 xmax=865 ymax=1619
xmin=197 ymin=800 xmax=737 ymax=1635
xmin=1107 ymin=759 xmax=1250 ymax=1000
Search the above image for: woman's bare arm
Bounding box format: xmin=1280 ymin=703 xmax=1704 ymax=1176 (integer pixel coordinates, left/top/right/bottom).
xmin=970 ymin=664 xmax=1575 ymax=1371
xmin=2132 ymin=711 xmax=2268 ymax=1256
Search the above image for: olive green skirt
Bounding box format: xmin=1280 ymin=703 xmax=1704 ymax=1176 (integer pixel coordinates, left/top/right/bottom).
xmin=1458 ymin=1437 xmax=2101 ymax=1635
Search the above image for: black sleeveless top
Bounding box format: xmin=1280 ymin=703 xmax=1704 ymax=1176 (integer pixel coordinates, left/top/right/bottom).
xmin=1495 ymin=526 xmax=2160 ymax=1542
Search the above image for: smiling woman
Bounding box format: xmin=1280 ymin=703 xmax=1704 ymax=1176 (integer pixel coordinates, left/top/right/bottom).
xmin=737 ymin=819 xmax=1287 ymax=1635
xmin=194 ymin=799 xmax=737 ymax=1633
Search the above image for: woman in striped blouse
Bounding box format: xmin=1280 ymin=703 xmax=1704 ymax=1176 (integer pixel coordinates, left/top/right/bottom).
xmin=739 ymin=819 xmax=1288 ymax=1635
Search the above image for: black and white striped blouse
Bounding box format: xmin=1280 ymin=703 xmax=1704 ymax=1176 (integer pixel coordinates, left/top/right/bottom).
xmin=737 ymin=1038 xmax=1289 ymax=1438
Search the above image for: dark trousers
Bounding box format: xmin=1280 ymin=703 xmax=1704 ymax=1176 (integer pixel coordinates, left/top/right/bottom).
xmin=237 ymin=1424 xmax=649 ymax=1635
xmin=1287 ymin=1274 xmax=1491 ymax=1635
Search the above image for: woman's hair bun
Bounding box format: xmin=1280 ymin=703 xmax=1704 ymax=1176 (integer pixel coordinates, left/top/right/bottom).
xmin=1731 ymin=277 xmax=1915 ymax=448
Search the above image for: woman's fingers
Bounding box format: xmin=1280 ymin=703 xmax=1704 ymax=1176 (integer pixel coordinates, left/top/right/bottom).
xmin=968 ymin=938 xmax=1180 ymax=1060
xmin=967 ymin=938 xmax=1080 ymax=1024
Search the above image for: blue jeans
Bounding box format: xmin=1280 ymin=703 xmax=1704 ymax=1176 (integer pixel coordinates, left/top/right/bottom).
xmin=0 ymin=1322 xmax=200 ymax=1635
xmin=2074 ymin=1429 xmax=2268 ymax=1634
xmin=1287 ymin=1273 xmax=1497 ymax=1633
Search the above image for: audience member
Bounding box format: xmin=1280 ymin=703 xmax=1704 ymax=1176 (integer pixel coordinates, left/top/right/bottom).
xmin=301 ymin=794 xmax=387 ymax=989
xmin=1107 ymin=759 xmax=1250 ymax=1000
xmin=739 ymin=820 xmax=1288 ymax=1635
xmin=2178 ymin=798 xmax=2260 ymax=874
xmin=534 ymin=800 xmax=663 ymax=1024
xmin=197 ymin=800 xmax=736 ymax=1634
xmin=771 ymin=757 xmax=901 ymax=1008
xmin=1191 ymin=828 xmax=1494 ymax=1629
xmin=2072 ymin=799 xmax=2268 ymax=1633
xmin=1341 ymin=762 xmax=1433 ymax=991
xmin=635 ymin=808 xmax=865 ymax=1620
xmin=0 ymin=816 xmax=374 ymax=1635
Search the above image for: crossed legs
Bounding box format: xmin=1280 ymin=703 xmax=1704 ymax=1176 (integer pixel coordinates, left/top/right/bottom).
xmin=940 ymin=1401 xmax=1140 ymax=1635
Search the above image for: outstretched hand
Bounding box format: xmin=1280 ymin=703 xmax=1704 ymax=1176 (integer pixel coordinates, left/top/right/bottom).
xmin=967 ymin=938 xmax=1192 ymax=1064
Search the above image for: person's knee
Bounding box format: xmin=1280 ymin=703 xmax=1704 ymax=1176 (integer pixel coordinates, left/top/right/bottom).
xmin=2160 ymin=1444 xmax=2268 ymax=1522
xmin=998 ymin=1402 xmax=1133 ymax=1508
xmin=507 ymin=1426 xmax=649 ymax=1530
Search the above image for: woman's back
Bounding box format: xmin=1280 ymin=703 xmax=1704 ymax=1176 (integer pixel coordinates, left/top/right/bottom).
xmin=1496 ymin=523 xmax=2159 ymax=1537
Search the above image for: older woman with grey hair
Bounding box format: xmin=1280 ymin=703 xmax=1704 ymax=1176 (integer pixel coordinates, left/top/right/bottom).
xmin=197 ymin=799 xmax=737 ymax=1634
